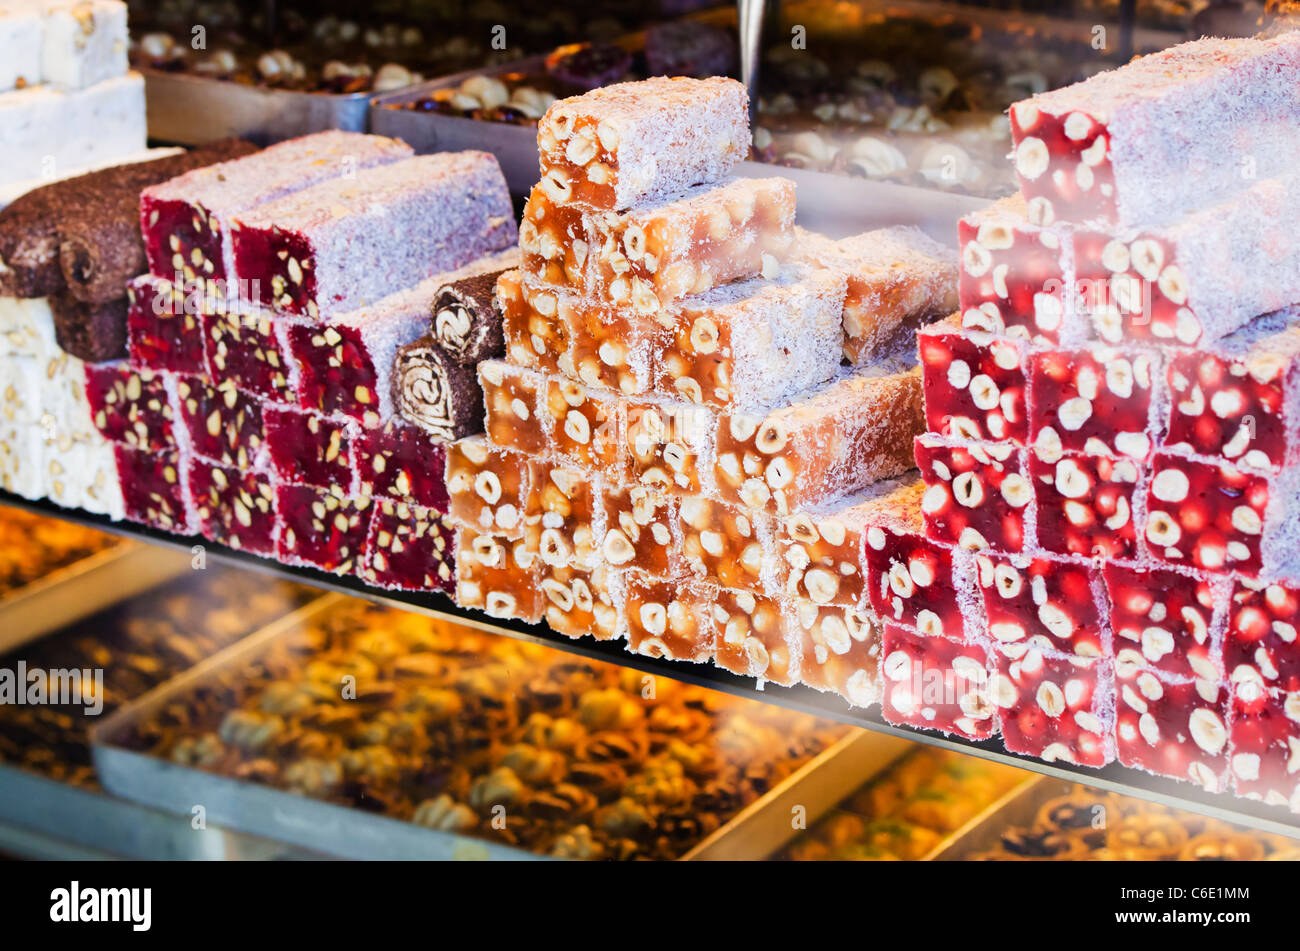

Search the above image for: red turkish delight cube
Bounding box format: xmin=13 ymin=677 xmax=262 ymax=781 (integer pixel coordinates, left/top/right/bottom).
xmin=174 ymin=375 xmax=265 ymax=470
xmin=975 ymin=553 xmax=1107 ymax=658
xmin=360 ymin=498 xmax=456 ymax=593
xmin=126 ymin=275 xmax=207 ymax=375
xmin=880 ymin=624 xmax=994 ymax=739
xmin=1103 ymin=563 xmax=1228 ymax=682
xmin=992 ymin=644 xmax=1113 ymax=767
xmin=1228 ymin=683 xmax=1300 ymax=811
xmin=865 ymin=522 xmax=967 ymax=643
xmin=264 ymin=406 xmax=358 ymax=491
xmin=355 ymin=418 xmax=448 ymax=512
xmin=1029 ymin=448 xmax=1141 ymax=559
xmin=202 ymin=308 xmax=297 ymax=403
xmin=112 ymin=444 xmax=195 ymax=534
xmin=187 ymin=459 xmax=277 ymax=556
xmin=919 ymin=314 xmax=1029 ymax=444
xmin=85 ymin=362 xmax=175 ymax=450
xmin=275 ymin=483 xmax=371 ymax=574
xmin=916 ymin=435 xmax=1031 ymax=553
xmin=1029 ymin=347 xmax=1159 ymax=460
xmin=1115 ymin=664 xmax=1231 ymax=792
xmin=1224 ymin=579 xmax=1300 ymax=695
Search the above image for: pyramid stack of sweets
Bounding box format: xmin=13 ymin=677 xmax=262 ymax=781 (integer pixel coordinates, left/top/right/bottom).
xmin=71 ymin=130 xmax=519 ymax=592
xmin=423 ymin=75 xmax=962 ymax=713
xmin=907 ymin=29 xmax=1300 ymax=812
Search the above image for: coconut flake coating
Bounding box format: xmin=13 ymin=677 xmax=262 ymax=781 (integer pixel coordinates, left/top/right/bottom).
xmin=537 ymin=76 xmax=750 ymax=211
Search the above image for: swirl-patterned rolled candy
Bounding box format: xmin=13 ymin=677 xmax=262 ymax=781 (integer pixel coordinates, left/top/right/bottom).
xmin=392 ymin=335 xmax=485 ymax=442
xmin=431 ymin=269 xmax=508 ymax=365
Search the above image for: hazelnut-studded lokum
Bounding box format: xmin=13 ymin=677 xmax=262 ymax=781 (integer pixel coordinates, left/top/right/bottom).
xmin=916 ymin=434 xmax=1032 ymax=553
xmin=141 ymin=131 xmax=412 ymax=285
xmin=479 ymin=359 xmax=547 ymax=456
xmin=1223 ymin=579 xmax=1300 ymax=696
xmin=539 ymin=561 xmax=621 ymax=641
xmin=84 ymin=362 xmax=175 ymax=450
xmin=714 ymin=367 xmax=923 ymax=517
xmin=126 ymin=275 xmax=207 ymax=376
xmin=1103 ymin=563 xmax=1229 ymax=682
xmin=539 ymin=377 xmax=621 ymax=474
xmin=881 ymin=624 xmax=994 ymax=739
xmin=455 ymin=526 xmax=543 ymax=622
xmin=919 ymin=314 xmax=1029 ymax=443
xmin=360 ymin=499 xmax=456 ymax=593
xmin=355 ymin=418 xmax=449 ymax=512
xmin=796 ymin=225 xmax=958 ymax=364
xmin=275 ymin=482 xmax=372 ymax=575
xmin=975 ymin=553 xmax=1108 ymax=658
xmin=1115 ymin=663 xmax=1232 ymax=792
xmin=1029 ymin=448 xmax=1142 ymax=560
xmin=623 ymin=399 xmax=714 ymax=494
xmin=528 ymin=457 xmax=604 ymax=570
xmin=677 ymin=494 xmax=774 ymax=591
xmin=599 ymin=483 xmax=679 ymax=576
xmin=263 ymin=405 xmax=358 ymax=491
xmin=445 ymin=436 xmax=531 ymax=538
xmin=536 ymin=76 xmax=750 ymax=211
xmin=187 ymin=459 xmax=278 ymax=556
xmin=431 ymin=267 xmax=511 ymax=366
xmin=991 ymin=644 xmax=1114 ymax=767
xmin=1228 ymin=684 xmax=1300 ymax=810
xmin=391 ymin=335 xmax=484 ymax=443
xmin=655 ymin=265 xmax=846 ymax=409
xmin=792 ymin=602 xmax=882 ymax=709
xmin=622 ymin=571 xmax=714 ymax=663
xmin=112 ymin=444 xmax=195 ymax=534
xmin=710 ymin=589 xmax=797 ymax=686
xmin=174 ymin=375 xmax=265 ymax=470
xmin=228 ymin=152 xmax=516 ymax=320
xmin=202 ymin=307 xmax=297 ymax=403
xmin=1028 ymin=347 xmax=1160 ymax=460
xmin=518 ymin=186 xmax=591 ymax=293
xmin=496 ymin=269 xmax=578 ymax=378
xmin=1008 ymin=31 xmax=1300 ymax=227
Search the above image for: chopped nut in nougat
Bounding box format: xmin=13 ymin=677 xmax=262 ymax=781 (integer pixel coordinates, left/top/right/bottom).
xmin=540 ymin=561 xmax=621 ymax=641
xmin=496 ymin=268 xmax=572 ymax=375
xmin=518 ymin=186 xmax=591 ymax=292
xmin=623 ymin=400 xmax=714 ymax=494
xmin=655 ymin=264 xmax=846 ymax=409
xmin=201 ymin=307 xmax=297 ymax=403
xmin=714 ymin=367 xmax=923 ymax=517
xmin=599 ymin=484 xmax=679 ymax=576
xmin=126 ymin=274 xmax=206 ymax=375
xmin=1228 ymin=683 xmax=1300 ymax=809
xmin=479 ymin=358 xmax=547 ymax=456
xmin=228 ymin=152 xmax=516 ymax=320
xmin=1103 ymin=563 xmax=1229 ymax=682
xmin=455 ymin=526 xmax=542 ymax=623
xmin=360 ymin=499 xmax=455 ymax=593
xmin=528 ymin=458 xmax=604 ymax=570
xmin=585 ymin=177 xmax=795 ymax=309
xmin=1115 ymin=664 xmax=1231 ymax=792
xmin=1029 ymin=347 xmax=1160 ymax=460
xmin=264 ymin=405 xmax=359 ymax=492
xmin=112 ymin=444 xmax=195 ymax=534
xmin=562 ymin=291 xmax=666 ymax=397
xmin=84 ymin=362 xmax=174 ymax=450
xmin=1223 ymin=578 xmax=1300 ymax=696
xmin=975 ymin=553 xmax=1107 ymax=658
xmin=188 ymin=460 xmax=277 ymax=556
xmin=677 ymin=494 xmax=775 ymax=591
xmin=1007 ymin=32 xmax=1300 ymax=228
xmin=991 ymin=643 xmax=1113 ymax=767
xmin=1030 ymin=447 xmax=1141 ymax=560
xmin=536 ymin=76 xmax=750 ymax=211
xmin=446 ymin=436 xmax=531 ymax=538
xmin=539 ymin=377 xmax=621 ymax=474
xmin=916 ymin=434 xmax=1031 ymax=554
xmin=792 ymin=601 xmax=882 ymax=709
xmin=275 ymin=483 xmax=371 ymax=575
xmin=796 ymin=225 xmax=958 ymax=365
xmin=881 ymin=623 xmax=993 ymax=739
xmin=356 ymin=418 xmax=449 ymax=512
xmin=174 ymin=375 xmax=265 ymax=470
xmin=919 ymin=313 xmax=1029 ymax=444
xmin=623 ymin=570 xmax=714 ymax=663
xmin=710 ymin=589 xmax=796 ymax=686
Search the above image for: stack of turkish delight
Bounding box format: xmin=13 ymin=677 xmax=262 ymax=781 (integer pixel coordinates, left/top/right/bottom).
xmin=86 ymin=131 xmax=517 ymax=586
xmin=0 ymin=1 xmax=151 ymax=203
xmin=429 ymin=76 xmax=957 ymax=712
xmin=911 ymin=29 xmax=1300 ymax=811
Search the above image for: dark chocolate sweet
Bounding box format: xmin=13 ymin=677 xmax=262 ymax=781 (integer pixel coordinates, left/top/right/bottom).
xmin=392 ymin=334 xmax=485 ymax=442
xmin=431 ymin=268 xmax=507 ymax=365
xmin=50 ymin=295 xmax=129 ymax=362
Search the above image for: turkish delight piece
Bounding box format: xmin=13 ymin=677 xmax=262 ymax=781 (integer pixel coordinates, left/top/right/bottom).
xmin=360 ymin=498 xmax=456 ymax=593
xmin=432 ymin=267 xmax=510 ymax=366
xmin=539 ymin=377 xmax=621 ymax=474
xmin=39 ymin=0 xmax=128 ymax=91
xmin=623 ymin=399 xmax=714 ymax=494
xmin=975 ymin=553 xmax=1108 ymax=658
xmin=355 ymin=418 xmax=448 ymax=512
xmin=1029 ymin=347 xmax=1159 ymax=460
xmin=45 ymin=434 xmax=122 ymax=518
xmin=528 ymin=458 xmax=604 ymax=570
xmin=0 ymin=355 xmax=40 ymax=426
xmin=536 ymin=75 xmax=750 ymax=211
xmin=263 ymin=406 xmax=358 ymax=491
xmin=710 ymin=589 xmax=797 ymax=686
xmin=1224 ymin=579 xmax=1300 ymax=696
xmin=445 ymin=436 xmax=531 ymax=538
xmin=0 ymin=425 xmax=43 ymax=499
xmin=141 ymin=131 xmax=412 ymax=284
xmin=187 ymin=459 xmax=277 ymax=556
xmin=622 ymin=570 xmax=714 ymax=663
xmin=796 ymin=225 xmax=958 ymax=364
xmin=677 ymin=494 xmax=774 ymax=591
xmin=715 ymin=367 xmax=923 ymax=517
xmin=599 ymin=483 xmax=679 ymax=576
xmin=202 ymin=308 xmax=296 ymax=403
xmin=1228 ymin=684 xmax=1300 ymax=811
xmin=1103 ymin=563 xmax=1228 ymax=682
xmin=919 ymin=314 xmax=1029 ymax=443
xmin=84 ymin=361 xmax=174 ymax=450
xmin=0 ymin=297 xmax=57 ymax=357
xmin=229 ymin=152 xmax=515 ymax=319
xmin=956 ymin=194 xmax=1076 ymax=344
xmin=916 ymin=435 xmax=1031 ymax=553
xmin=518 ymin=185 xmax=591 ymax=292
xmin=112 ymin=444 xmax=194 ymax=534
xmin=585 ymin=177 xmax=794 ymax=307
xmin=275 ymin=483 xmax=371 ymax=575
xmin=495 ymin=269 xmax=574 ymax=377
xmin=991 ymin=644 xmax=1114 ymax=767
xmin=791 ymin=601 xmax=882 ymax=709
xmin=1008 ymin=31 xmax=1300 ymax=227
xmin=539 ymin=561 xmax=621 ymax=641
xmin=1163 ymin=309 xmax=1300 ymax=472
xmin=391 ymin=335 xmax=484 ymax=443
xmin=38 ymin=348 xmax=95 ymax=442
xmin=455 ymin=526 xmax=542 ymax=623
xmin=1143 ymin=450 xmax=1296 ymax=578
xmin=656 ymin=264 xmax=846 ymax=408
xmin=479 ymin=359 xmax=547 ymax=456
xmin=126 ymin=274 xmax=206 ymax=375
xmin=864 ymin=481 xmax=969 ymax=642
xmin=561 ymin=291 xmax=665 ymax=396
xmin=174 ymin=375 xmax=264 ymax=470
xmin=1115 ymin=664 xmax=1232 ymax=792
xmin=881 ymin=624 xmax=994 ymax=739
xmin=0 ymin=5 xmax=41 ymax=92
xmin=49 ymin=294 xmax=129 ymax=362
xmin=1029 ymin=448 xmax=1141 ymax=560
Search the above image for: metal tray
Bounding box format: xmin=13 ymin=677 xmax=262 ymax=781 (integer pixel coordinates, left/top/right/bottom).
xmin=0 ymin=541 xmax=189 ymax=655
xmin=142 ymin=69 xmax=371 ymax=146
xmin=91 ymin=592 xmax=908 ymax=860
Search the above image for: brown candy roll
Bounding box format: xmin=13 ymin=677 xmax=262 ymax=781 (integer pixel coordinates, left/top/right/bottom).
xmin=432 ymin=269 xmax=507 ymax=365
xmin=50 ymin=294 xmax=130 ymax=362
xmin=0 ymin=139 xmax=258 ymax=302
xmin=392 ymin=334 xmax=485 ymax=442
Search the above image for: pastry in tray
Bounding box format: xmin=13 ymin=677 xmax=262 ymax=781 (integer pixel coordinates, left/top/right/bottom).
xmin=113 ymin=598 xmax=846 ymax=860
xmin=0 ymin=507 xmax=118 ymax=596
